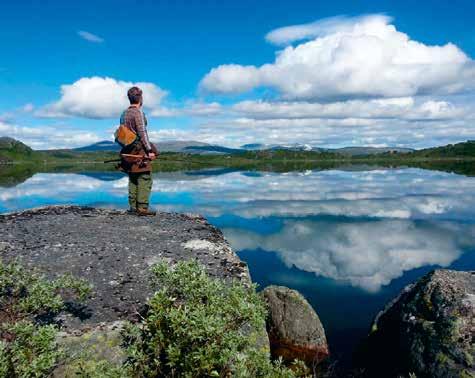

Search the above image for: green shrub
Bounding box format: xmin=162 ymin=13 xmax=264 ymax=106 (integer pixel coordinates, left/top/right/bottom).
xmin=0 ymin=260 xmax=90 ymax=323
xmin=123 ymin=260 xmax=307 ymax=377
xmin=0 ymin=260 xmax=91 ymax=377
xmin=64 ymin=358 xmax=131 ymax=378
xmin=0 ymin=259 xmax=307 ymax=377
xmin=0 ymin=321 xmax=62 ymax=377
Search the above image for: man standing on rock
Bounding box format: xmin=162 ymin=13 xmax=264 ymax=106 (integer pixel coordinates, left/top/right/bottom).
xmin=118 ymin=86 xmax=159 ymax=216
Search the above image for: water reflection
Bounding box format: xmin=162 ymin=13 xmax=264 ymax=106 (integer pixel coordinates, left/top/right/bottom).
xmin=224 ymin=219 xmax=474 ymax=292
xmin=1 ymin=168 xmax=473 ymax=293
xmin=149 ymin=169 xmax=475 ymax=221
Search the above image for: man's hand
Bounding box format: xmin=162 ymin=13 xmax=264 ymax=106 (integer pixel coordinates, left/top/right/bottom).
xmin=147 ymin=152 xmax=157 ymax=160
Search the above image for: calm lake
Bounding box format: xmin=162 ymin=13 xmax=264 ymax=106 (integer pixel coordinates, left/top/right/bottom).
xmin=1 ymin=166 xmax=474 ymax=363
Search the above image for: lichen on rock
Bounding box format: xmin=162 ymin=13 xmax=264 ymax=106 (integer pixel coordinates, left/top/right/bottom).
xmin=357 ymin=269 xmax=475 ymax=378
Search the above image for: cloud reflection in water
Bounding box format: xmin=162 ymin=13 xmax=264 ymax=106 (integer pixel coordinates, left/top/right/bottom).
xmin=0 ymin=168 xmax=474 ymax=292
xmin=223 ymin=219 xmax=474 ymax=292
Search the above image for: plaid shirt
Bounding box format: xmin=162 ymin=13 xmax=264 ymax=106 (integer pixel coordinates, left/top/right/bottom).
xmin=120 ymin=106 xmax=152 ymax=152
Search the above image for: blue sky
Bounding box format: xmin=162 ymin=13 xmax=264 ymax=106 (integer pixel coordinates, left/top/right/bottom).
xmin=1 ymin=0 xmax=475 ymax=149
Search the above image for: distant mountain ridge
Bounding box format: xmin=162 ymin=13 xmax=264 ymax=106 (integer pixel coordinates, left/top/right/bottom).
xmin=240 ymin=142 xmax=413 ymax=155
xmin=71 ymin=139 xmax=475 ymax=157
xmin=74 ymin=140 xmax=414 ymax=156
xmin=74 ymin=141 xmax=120 ymax=152
xmin=156 ymin=141 xmax=242 ymax=154
xmin=332 ymin=146 xmax=414 ymax=155
xmin=73 ymin=140 xmax=243 ymax=155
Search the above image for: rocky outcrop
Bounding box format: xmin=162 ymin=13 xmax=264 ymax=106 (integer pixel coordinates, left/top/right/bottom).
xmin=0 ymin=206 xmax=251 ymax=330
xmin=357 ymin=269 xmax=475 ymax=378
xmin=0 ymin=206 xmax=262 ymax=374
xmin=261 ymin=285 xmax=329 ymax=368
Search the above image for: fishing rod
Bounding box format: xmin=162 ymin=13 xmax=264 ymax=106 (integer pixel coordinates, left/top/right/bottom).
xmin=104 ymin=154 xmax=226 ymax=167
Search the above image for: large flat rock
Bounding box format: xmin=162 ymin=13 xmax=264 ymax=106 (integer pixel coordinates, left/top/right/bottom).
xmin=0 ymin=206 xmax=250 ymax=331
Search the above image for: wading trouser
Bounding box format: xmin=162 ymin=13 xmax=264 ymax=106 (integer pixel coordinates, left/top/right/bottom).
xmin=128 ymin=172 xmax=153 ymax=210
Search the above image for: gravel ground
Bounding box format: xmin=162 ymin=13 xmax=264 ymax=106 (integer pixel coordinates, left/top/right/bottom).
xmin=0 ymin=205 xmax=250 ymax=330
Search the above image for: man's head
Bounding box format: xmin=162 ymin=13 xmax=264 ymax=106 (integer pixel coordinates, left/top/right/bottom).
xmin=127 ymin=86 xmax=143 ymax=106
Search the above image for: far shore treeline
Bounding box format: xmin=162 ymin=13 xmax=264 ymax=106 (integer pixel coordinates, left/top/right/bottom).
xmin=0 ymin=136 xmax=474 ymax=179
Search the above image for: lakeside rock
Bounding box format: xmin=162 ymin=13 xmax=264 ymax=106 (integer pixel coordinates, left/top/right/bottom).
xmin=0 ymin=205 xmax=251 ymax=330
xmin=357 ymin=269 xmax=475 ymax=378
xmin=0 ymin=206 xmax=263 ymax=373
xmin=261 ymin=285 xmax=330 ymax=368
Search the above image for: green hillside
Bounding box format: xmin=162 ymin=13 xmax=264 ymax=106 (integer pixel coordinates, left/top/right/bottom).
xmin=0 ymin=137 xmax=118 ymax=163
xmin=409 ymin=140 xmax=475 ymax=158
xmin=0 ymin=137 xmax=35 ymax=161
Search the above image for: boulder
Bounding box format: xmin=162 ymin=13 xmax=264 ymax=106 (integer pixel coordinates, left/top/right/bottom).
xmin=357 ymin=269 xmax=475 ymax=378
xmin=261 ymin=285 xmax=329 ymax=367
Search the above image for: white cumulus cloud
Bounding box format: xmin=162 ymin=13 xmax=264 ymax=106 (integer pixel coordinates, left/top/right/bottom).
xmin=201 ymin=15 xmax=475 ymax=100
xmin=0 ymin=121 xmax=101 ymax=149
xmin=201 ymin=64 xmax=261 ymax=94
xmin=37 ymin=77 xmax=168 ymax=119
xmin=232 ymin=98 xmax=468 ymax=121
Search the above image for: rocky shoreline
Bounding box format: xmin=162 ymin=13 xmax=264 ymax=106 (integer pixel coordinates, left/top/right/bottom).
xmin=0 ymin=206 xmax=250 ymax=330
xmin=1 ymin=206 xmax=473 ymax=377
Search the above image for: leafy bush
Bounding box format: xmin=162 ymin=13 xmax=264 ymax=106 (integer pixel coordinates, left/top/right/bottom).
xmin=64 ymin=358 xmax=131 ymax=378
xmin=0 ymin=321 xmax=62 ymax=377
xmin=0 ymin=260 xmax=91 ymax=377
xmin=0 ymin=260 xmax=90 ymax=323
xmin=0 ymin=259 xmax=307 ymax=377
xmin=123 ymin=260 xmax=308 ymax=377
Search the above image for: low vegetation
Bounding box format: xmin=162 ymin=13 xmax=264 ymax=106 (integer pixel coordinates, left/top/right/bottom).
xmin=123 ymin=261 xmax=307 ymax=377
xmin=0 ymin=260 xmax=91 ymax=377
xmin=0 ymin=260 xmax=308 ymax=377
